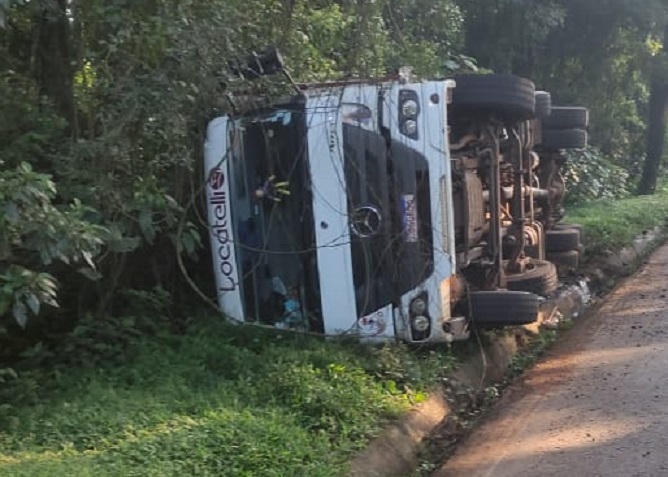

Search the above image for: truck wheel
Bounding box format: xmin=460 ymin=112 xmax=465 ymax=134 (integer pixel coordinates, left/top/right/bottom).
xmin=553 ymin=223 xmax=585 ymax=242
xmin=535 ymin=91 xmax=551 ymax=119
xmin=542 ymin=106 xmax=589 ymax=129
xmin=546 ymin=228 xmax=581 ymax=252
xmin=452 ymin=74 xmax=536 ymax=121
xmin=505 ymin=259 xmax=559 ymax=297
xmin=546 ymin=250 xmax=580 ymax=276
xmin=542 ymin=128 xmax=587 ymax=150
xmin=468 ymin=291 xmax=539 ymax=326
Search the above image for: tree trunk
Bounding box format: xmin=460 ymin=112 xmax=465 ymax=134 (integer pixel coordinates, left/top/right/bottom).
xmin=638 ymin=79 xmax=668 ymax=195
xmin=34 ymin=0 xmax=75 ymax=129
xmin=639 ymin=23 xmax=668 ymax=196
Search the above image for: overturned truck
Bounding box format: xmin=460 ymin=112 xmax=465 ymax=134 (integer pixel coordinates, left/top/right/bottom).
xmin=204 ymin=52 xmax=588 ymax=343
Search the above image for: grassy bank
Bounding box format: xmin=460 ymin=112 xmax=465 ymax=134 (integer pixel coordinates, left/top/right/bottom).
xmin=0 ymin=318 xmax=455 ymax=477
xmin=566 ymin=193 xmax=668 ymax=256
xmin=3 ymin=195 xmax=668 ymax=477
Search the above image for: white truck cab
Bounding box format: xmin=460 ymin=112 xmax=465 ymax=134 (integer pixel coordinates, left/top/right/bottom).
xmin=204 ymin=79 xmax=468 ymax=343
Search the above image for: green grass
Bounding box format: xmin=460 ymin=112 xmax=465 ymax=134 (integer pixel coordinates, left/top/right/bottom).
xmin=6 ymin=194 xmax=668 ymax=477
xmin=566 ymin=193 xmax=668 ymax=256
xmin=0 ymin=319 xmax=456 ymax=477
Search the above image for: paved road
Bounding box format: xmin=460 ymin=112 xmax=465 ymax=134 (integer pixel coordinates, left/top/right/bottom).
xmin=434 ymin=243 xmax=668 ymax=477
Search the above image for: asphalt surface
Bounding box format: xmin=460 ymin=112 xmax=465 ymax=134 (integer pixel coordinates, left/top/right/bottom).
xmin=434 ymin=243 xmax=668 ymax=477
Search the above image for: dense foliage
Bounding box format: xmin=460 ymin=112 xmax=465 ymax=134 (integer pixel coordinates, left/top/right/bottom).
xmin=1 ymin=0 xmax=668 ymax=360
xmin=563 ymin=146 xmax=632 ymax=205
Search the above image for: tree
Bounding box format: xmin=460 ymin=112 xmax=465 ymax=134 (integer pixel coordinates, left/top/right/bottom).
xmin=639 ymin=23 xmax=668 ymax=195
xmin=33 ymin=0 xmax=74 ymax=126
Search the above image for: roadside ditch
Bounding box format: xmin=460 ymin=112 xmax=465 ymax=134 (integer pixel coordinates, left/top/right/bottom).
xmin=347 ymin=227 xmax=667 ymax=477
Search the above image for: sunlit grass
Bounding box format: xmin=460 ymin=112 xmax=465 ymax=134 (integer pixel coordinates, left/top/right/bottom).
xmin=566 ymin=193 xmax=668 ymax=256
xmin=0 ymin=320 xmax=456 ymax=476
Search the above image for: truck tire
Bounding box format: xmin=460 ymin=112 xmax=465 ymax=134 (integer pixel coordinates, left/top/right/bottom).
xmin=504 ymin=259 xmax=559 ymax=297
xmin=542 ymin=106 xmax=589 ymax=129
xmin=468 ymin=290 xmax=539 ymax=326
xmin=546 ymin=250 xmax=580 ymax=276
xmin=553 ymin=223 xmax=585 ymax=242
xmin=535 ymin=91 xmax=551 ymax=119
xmin=542 ymin=128 xmax=588 ymax=150
xmin=452 ymin=74 xmax=536 ymax=121
xmin=546 ymin=228 xmax=581 ymax=252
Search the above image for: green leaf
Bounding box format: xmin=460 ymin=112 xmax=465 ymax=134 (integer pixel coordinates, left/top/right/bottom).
xmin=138 ymin=209 xmax=155 ymax=244
xmin=5 ymin=202 xmax=19 ymax=222
xmin=107 ymin=236 xmax=141 ymax=253
xmin=25 ymin=293 xmax=40 ymax=315
xmin=78 ymin=267 xmax=102 ymax=281
xmin=81 ymin=251 xmax=95 ymax=269
xmin=13 ymin=302 xmax=27 ymax=329
xmin=182 ymin=232 xmax=195 ymax=255
xmin=0 ymin=367 xmax=17 ymax=380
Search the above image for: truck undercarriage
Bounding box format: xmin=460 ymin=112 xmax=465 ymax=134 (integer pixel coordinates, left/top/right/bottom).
xmin=447 ymin=75 xmax=588 ymax=317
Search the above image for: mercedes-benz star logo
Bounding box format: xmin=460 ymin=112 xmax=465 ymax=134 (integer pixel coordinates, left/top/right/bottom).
xmin=350 ymin=205 xmax=382 ymax=238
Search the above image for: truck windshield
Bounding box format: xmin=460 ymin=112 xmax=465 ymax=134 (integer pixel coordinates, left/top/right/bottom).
xmin=228 ymin=104 xmax=322 ymax=331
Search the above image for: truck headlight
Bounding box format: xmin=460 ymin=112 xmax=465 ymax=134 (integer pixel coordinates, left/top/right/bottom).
xmin=411 ymin=315 xmax=430 ymax=332
xmin=402 ymin=119 xmax=418 ymax=136
xmin=410 ymin=297 xmax=427 ymax=315
xmin=399 ymin=90 xmax=420 ymax=139
xmin=401 ymin=99 xmax=419 ymax=118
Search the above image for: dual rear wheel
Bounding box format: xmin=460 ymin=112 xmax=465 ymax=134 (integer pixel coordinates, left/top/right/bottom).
xmin=540 ymin=106 xmax=589 ymax=150
xmin=546 ymin=224 xmax=585 ymax=275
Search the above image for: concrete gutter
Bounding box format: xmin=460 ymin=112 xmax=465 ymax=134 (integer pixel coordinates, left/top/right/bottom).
xmin=345 ymin=229 xmax=665 ymax=477
xmin=585 ymin=227 xmax=665 ymax=289
xmin=348 ymin=391 xmax=451 ymax=477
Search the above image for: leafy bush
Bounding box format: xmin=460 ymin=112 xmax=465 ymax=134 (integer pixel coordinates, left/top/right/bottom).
xmin=563 ymin=146 xmax=632 ymax=205
xmin=0 ymin=74 xmax=107 ymax=332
